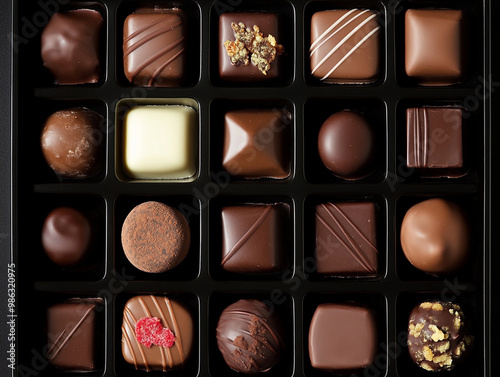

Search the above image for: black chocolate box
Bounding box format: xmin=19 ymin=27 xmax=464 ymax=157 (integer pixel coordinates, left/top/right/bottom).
xmin=0 ymin=0 xmax=499 ymax=376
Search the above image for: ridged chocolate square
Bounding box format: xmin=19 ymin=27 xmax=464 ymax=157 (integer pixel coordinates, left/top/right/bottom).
xmin=123 ymin=8 xmax=186 ymax=87
xmin=221 ymin=204 xmax=287 ymax=273
xmin=406 ymin=107 xmax=463 ymax=170
xmin=315 ymin=202 xmax=378 ymax=276
xmin=310 ymin=10 xmax=380 ymax=83
xmin=222 ymin=109 xmax=290 ymax=179
xmin=47 ymin=299 xmax=101 ymax=370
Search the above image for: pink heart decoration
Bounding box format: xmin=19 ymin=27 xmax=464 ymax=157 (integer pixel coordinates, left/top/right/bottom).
xmin=135 ymin=316 xmax=175 ymax=348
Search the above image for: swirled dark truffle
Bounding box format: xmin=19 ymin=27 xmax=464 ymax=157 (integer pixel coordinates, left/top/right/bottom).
xmin=400 ymin=198 xmax=469 ymax=275
xmin=42 ymin=207 xmax=92 ymax=267
xmin=41 ymin=9 xmax=103 ymax=84
xmin=216 ymin=299 xmax=284 ymax=374
xmin=41 ymin=108 xmax=104 ymax=179
xmin=121 ymin=201 xmax=190 ymax=273
xmin=408 ymin=301 xmax=474 ymax=371
xmin=318 ymin=111 xmax=375 ymax=180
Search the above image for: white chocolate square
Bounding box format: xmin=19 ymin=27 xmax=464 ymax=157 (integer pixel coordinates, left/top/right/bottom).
xmin=123 ymin=105 xmax=197 ymax=179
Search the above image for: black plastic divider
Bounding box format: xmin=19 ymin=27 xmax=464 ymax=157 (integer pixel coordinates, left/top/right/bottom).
xmin=10 ymin=1 xmax=492 ymax=377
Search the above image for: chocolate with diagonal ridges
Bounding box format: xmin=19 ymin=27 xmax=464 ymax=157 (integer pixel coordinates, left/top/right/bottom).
xmin=123 ymin=8 xmax=186 ymax=87
xmin=47 ymin=298 xmax=102 ymax=370
xmin=221 ymin=204 xmax=288 ymax=273
xmin=315 ymin=202 xmax=378 ymax=276
xmin=310 ymin=9 xmax=380 ymax=83
xmin=216 ymin=299 xmax=284 ymax=373
xmin=121 ymin=295 xmax=194 ymax=371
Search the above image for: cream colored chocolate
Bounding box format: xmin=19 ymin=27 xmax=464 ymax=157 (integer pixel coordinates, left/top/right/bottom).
xmin=400 ymin=198 xmax=469 ymax=275
xmin=122 ymin=105 xmax=196 ymax=179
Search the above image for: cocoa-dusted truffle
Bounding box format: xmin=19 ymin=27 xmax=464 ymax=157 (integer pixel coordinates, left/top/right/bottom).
xmin=42 ymin=207 xmax=92 ymax=267
xmin=41 ymin=108 xmax=104 ymax=179
xmin=121 ymin=201 xmax=190 ymax=273
xmin=216 ymin=299 xmax=284 ymax=374
xmin=408 ymin=301 xmax=474 ymax=371
xmin=400 ymin=198 xmax=469 ymax=275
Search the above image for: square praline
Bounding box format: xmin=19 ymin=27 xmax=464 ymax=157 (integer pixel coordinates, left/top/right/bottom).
xmin=47 ymin=298 xmax=101 ymax=370
xmin=222 ymin=109 xmax=291 ymax=179
xmin=221 ymin=203 xmax=288 ymax=273
xmin=308 ymin=303 xmax=377 ymax=370
xmin=405 ymin=9 xmax=467 ymax=85
xmin=310 ymin=10 xmax=381 ymax=84
xmin=122 ymin=105 xmax=197 ymax=180
xmin=315 ymin=202 xmax=378 ymax=276
xmin=123 ymin=8 xmax=186 ymax=87
xmin=406 ymin=107 xmax=463 ymax=171
xmin=219 ymin=12 xmax=283 ymax=82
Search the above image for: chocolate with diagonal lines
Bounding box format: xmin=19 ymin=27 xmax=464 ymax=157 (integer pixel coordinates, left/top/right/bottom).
xmin=315 ymin=202 xmax=378 ymax=276
xmin=121 ymin=295 xmax=194 ymax=371
xmin=123 ymin=8 xmax=186 ymax=86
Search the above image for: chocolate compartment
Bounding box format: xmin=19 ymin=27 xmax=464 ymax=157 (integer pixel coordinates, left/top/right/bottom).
xmin=9 ymin=0 xmax=492 ymax=376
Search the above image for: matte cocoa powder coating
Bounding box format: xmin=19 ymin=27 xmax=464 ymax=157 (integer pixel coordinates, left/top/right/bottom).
xmin=41 ymin=9 xmax=103 ymax=84
xmin=308 ymin=303 xmax=377 ymax=371
xmin=121 ymin=201 xmax=190 ymax=273
xmin=318 ymin=111 xmax=375 ymax=179
xmin=42 ymin=207 xmax=92 ymax=267
xmin=121 ymin=295 xmax=194 ymax=371
xmin=400 ymin=198 xmax=470 ymax=275
xmin=216 ymin=299 xmax=284 ymax=374
xmin=41 ymin=108 xmax=104 ymax=179
xmin=408 ymin=301 xmax=473 ymax=371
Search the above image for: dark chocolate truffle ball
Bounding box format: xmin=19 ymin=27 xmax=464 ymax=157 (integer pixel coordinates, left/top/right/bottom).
xmin=408 ymin=301 xmax=473 ymax=371
xmin=121 ymin=201 xmax=190 ymax=273
xmin=318 ymin=111 xmax=375 ymax=179
xmin=216 ymin=299 xmax=284 ymax=374
xmin=42 ymin=207 xmax=92 ymax=267
xmin=41 ymin=9 xmax=102 ymax=84
xmin=41 ymin=108 xmax=104 ymax=179
xmin=400 ymin=198 xmax=469 ymax=275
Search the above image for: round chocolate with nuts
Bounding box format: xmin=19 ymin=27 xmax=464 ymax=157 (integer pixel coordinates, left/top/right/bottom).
xmin=121 ymin=201 xmax=190 ymax=273
xmin=407 ymin=301 xmax=473 ymax=372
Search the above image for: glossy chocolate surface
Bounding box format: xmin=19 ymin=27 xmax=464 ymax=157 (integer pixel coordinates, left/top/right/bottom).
xmin=310 ymin=9 xmax=380 ymax=83
xmin=219 ymin=12 xmax=282 ymax=81
xmin=47 ymin=298 xmax=102 ymax=370
xmin=41 ymin=9 xmax=102 ymax=84
xmin=318 ymin=110 xmax=375 ymax=179
xmin=216 ymin=299 xmax=284 ymax=373
xmin=308 ymin=303 xmax=377 ymax=371
xmin=42 ymin=207 xmax=91 ymax=267
xmin=315 ymin=202 xmax=378 ymax=276
xmin=223 ymin=109 xmax=290 ymax=179
xmin=221 ymin=203 xmax=288 ymax=273
xmin=121 ymin=201 xmax=190 ymax=273
xmin=122 ymin=295 xmax=194 ymax=371
xmin=405 ymin=9 xmax=467 ymax=85
xmin=123 ymin=8 xmax=186 ymax=86
xmin=400 ymin=198 xmax=470 ymax=275
xmin=408 ymin=301 xmax=473 ymax=371
xmin=41 ymin=108 xmax=104 ymax=179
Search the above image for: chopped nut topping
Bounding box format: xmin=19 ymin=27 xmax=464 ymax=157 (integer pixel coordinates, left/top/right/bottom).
xmin=429 ymin=324 xmax=448 ymax=342
xmin=423 ymin=345 xmax=434 ymax=361
xmin=433 ymin=354 xmax=453 ymax=368
xmin=420 ymin=302 xmax=433 ymax=310
xmin=454 ymin=315 xmax=461 ymax=331
xmin=409 ymin=322 xmax=424 ymax=337
xmin=432 ymin=303 xmax=444 ymax=311
xmin=224 ymin=22 xmax=284 ymax=75
xmin=421 ymin=362 xmax=434 ymax=371
xmin=437 ymin=341 xmax=450 ymax=353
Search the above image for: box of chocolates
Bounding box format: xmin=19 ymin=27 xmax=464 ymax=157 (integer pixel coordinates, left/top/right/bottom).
xmin=1 ymin=0 xmax=497 ymax=376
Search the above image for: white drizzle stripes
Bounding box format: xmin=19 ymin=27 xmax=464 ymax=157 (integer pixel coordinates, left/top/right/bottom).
xmin=311 ymin=12 xmax=378 ymax=76
xmin=309 ymin=9 xmax=367 ymax=56
xmin=321 ymin=26 xmax=380 ymax=80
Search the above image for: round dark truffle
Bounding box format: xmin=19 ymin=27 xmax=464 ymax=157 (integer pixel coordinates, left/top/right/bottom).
xmin=318 ymin=111 xmax=375 ymax=180
xmin=41 ymin=108 xmax=104 ymax=179
xmin=42 ymin=207 xmax=92 ymax=267
xmin=400 ymin=198 xmax=469 ymax=275
xmin=121 ymin=201 xmax=190 ymax=273
xmin=216 ymin=299 xmax=284 ymax=374
xmin=408 ymin=301 xmax=473 ymax=371
xmin=41 ymin=9 xmax=102 ymax=84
